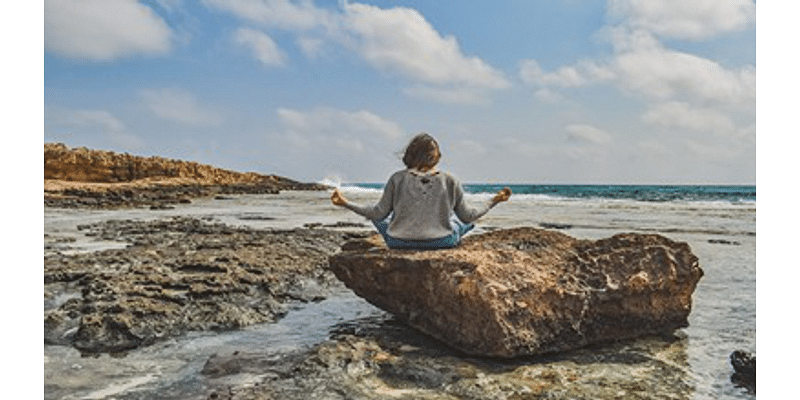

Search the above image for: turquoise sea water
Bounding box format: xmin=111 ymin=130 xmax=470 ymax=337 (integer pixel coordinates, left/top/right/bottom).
xmin=354 ymin=183 xmax=756 ymax=204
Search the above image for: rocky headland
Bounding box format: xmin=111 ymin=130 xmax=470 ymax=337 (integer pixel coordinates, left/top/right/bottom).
xmin=44 ymin=143 xmax=327 ymax=209
xmin=329 ymin=228 xmax=704 ymax=358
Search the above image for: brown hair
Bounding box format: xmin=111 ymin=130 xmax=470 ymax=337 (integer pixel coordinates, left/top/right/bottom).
xmin=402 ymin=133 xmax=441 ymax=170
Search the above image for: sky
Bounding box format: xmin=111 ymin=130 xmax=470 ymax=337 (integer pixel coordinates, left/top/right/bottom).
xmin=42 ymin=0 xmax=757 ymax=184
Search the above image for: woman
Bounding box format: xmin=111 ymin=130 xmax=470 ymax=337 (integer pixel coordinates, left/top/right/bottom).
xmin=331 ymin=133 xmax=511 ymax=249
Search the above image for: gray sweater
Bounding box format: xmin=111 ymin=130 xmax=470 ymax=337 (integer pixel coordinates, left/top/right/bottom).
xmin=344 ymin=169 xmax=496 ymax=240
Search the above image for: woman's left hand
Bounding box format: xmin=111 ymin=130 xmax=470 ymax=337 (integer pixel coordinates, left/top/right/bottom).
xmin=331 ymin=189 xmax=348 ymax=206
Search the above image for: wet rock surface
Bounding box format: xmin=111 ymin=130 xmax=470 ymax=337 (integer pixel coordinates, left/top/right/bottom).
xmin=200 ymin=314 xmax=695 ymax=400
xmin=44 ymin=181 xmax=328 ymax=209
xmin=329 ymin=227 xmax=704 ymax=358
xmin=44 ymin=217 xmax=369 ymax=354
xmin=730 ymin=350 xmax=755 ymax=394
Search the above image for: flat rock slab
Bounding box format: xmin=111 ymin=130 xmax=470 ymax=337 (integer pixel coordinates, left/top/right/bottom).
xmin=329 ymin=227 xmax=703 ymax=358
xmin=44 ymin=217 xmax=364 ymax=354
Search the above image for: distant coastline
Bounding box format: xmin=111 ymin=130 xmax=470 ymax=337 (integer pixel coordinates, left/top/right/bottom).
xmin=44 ymin=143 xmax=328 ymax=209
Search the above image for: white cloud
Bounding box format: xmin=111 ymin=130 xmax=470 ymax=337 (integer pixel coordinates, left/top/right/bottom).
xmin=55 ymin=109 xmax=126 ymax=133
xmin=44 ymin=0 xmax=173 ymax=61
xmin=612 ymin=32 xmax=756 ymax=107
xmin=642 ymin=101 xmax=736 ymax=134
xmin=341 ymin=3 xmax=509 ymax=90
xmin=521 ymin=61 xmax=584 ymax=88
xmin=139 ymin=88 xmax=223 ymax=125
xmin=154 ymin=0 xmax=184 ymax=13
xmin=520 ymin=59 xmax=616 ymax=88
xmin=520 ymin=30 xmax=755 ymax=109
xmin=297 ymin=36 xmax=326 ymax=58
xmin=402 ymin=86 xmax=491 ymax=105
xmin=565 ymin=124 xmax=613 ymax=145
xmin=277 ymin=107 xmax=404 ymax=141
xmin=608 ymin=0 xmax=755 ymax=40
xmin=533 ymin=88 xmax=566 ymax=103
xmin=202 ymin=0 xmax=334 ymax=30
xmin=46 ymin=108 xmax=145 ymax=149
xmin=268 ymin=106 xmax=406 ymax=180
xmin=233 ymin=27 xmax=288 ymax=67
xmin=202 ymin=1 xmax=508 ymax=104
xmin=453 ymin=139 xmax=488 ymax=156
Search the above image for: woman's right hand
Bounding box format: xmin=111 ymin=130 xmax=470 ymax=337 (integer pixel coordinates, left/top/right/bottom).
xmin=492 ymin=187 xmax=512 ymax=204
xmin=331 ymin=189 xmax=348 ymax=206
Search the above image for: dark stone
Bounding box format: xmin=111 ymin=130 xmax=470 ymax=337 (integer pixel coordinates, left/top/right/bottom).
xmin=730 ymin=350 xmax=755 ymax=393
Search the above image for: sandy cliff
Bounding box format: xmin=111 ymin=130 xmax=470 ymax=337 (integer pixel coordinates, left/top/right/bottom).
xmin=44 ymin=143 xmax=326 ymax=208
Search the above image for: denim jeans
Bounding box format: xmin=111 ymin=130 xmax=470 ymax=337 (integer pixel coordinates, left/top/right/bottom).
xmin=372 ymin=215 xmax=475 ymax=250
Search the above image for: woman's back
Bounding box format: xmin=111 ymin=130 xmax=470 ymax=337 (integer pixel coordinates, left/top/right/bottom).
xmin=386 ymin=169 xmax=458 ymax=240
xmin=331 ymin=132 xmax=510 ymax=249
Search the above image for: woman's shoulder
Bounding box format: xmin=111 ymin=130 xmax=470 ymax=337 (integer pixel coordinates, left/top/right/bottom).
xmin=389 ymin=169 xmax=409 ymax=179
xmin=438 ymin=171 xmax=459 ymax=183
xmin=387 ymin=169 xmax=411 ymax=185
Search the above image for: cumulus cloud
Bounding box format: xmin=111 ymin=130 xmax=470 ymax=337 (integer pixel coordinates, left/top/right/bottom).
xmin=204 ymin=1 xmax=509 ymax=103
xmin=611 ymin=31 xmax=755 ymax=106
xmin=139 ymin=88 xmax=223 ymax=125
xmin=532 ymin=88 xmax=566 ymax=103
xmin=44 ymin=0 xmax=173 ymax=61
xmin=521 ymin=61 xmax=587 ymax=88
xmin=202 ymin=0 xmax=334 ymax=30
xmin=521 ymin=32 xmax=754 ymax=109
xmin=341 ymin=3 xmax=509 ymax=90
xmin=277 ymin=107 xmax=404 ymax=142
xmin=642 ymin=101 xmax=736 ymax=134
xmin=402 ymin=86 xmax=491 ymax=106
xmin=565 ymin=124 xmax=613 ymax=145
xmin=233 ymin=27 xmax=288 ymax=67
xmin=46 ymin=108 xmax=145 ymax=149
xmin=297 ymin=36 xmax=326 ymax=58
xmin=452 ymin=139 xmax=488 ymax=156
xmin=268 ymin=106 xmax=406 ymax=181
xmin=608 ymin=0 xmax=755 ymax=40
xmin=520 ymin=59 xmax=616 ymax=88
xmin=55 ymin=109 xmax=126 ymax=133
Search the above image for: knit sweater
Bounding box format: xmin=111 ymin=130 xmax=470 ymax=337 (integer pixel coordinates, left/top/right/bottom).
xmin=343 ymin=169 xmax=496 ymax=240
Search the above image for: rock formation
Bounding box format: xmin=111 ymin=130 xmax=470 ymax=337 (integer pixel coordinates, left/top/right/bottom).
xmin=44 ymin=217 xmax=367 ymax=354
xmin=46 ymin=142 xmax=277 ymax=185
xmin=730 ymin=350 xmax=755 ymax=392
xmin=328 ymin=227 xmax=703 ymax=358
xmin=44 ymin=143 xmax=328 ymax=208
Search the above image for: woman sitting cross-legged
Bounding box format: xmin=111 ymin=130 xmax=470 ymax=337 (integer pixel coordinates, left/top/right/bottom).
xmin=331 ymin=133 xmax=511 ymax=250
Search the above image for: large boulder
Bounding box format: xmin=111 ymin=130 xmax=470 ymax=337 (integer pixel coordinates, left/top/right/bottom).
xmin=328 ymin=227 xmax=703 ymax=358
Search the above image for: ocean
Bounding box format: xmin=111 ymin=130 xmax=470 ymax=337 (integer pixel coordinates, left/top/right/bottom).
xmin=355 ymin=183 xmax=755 ymax=204
xmin=44 ymin=184 xmax=756 ymax=399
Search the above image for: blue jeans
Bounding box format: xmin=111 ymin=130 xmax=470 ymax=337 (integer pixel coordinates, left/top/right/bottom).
xmin=372 ymin=216 xmax=475 ymax=250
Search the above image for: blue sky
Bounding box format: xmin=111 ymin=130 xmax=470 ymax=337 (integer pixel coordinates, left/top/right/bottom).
xmin=42 ymin=0 xmax=756 ymax=184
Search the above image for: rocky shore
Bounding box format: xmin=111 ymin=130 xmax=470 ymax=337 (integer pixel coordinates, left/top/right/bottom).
xmin=44 ymin=143 xmax=328 ymax=209
xmin=198 ymin=314 xmax=694 ymax=400
xmin=44 ymin=217 xmax=370 ymax=354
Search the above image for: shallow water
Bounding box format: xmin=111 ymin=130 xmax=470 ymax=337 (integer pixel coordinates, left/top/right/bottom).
xmin=44 ymin=190 xmax=755 ymax=399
